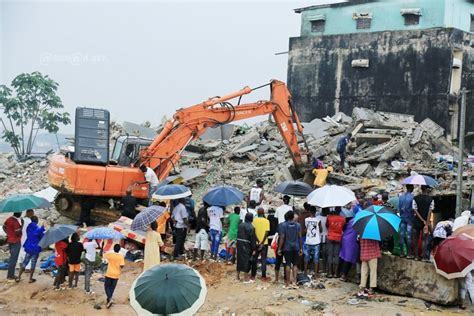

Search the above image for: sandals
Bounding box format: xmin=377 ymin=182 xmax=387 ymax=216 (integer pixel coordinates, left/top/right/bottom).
xmin=29 ymin=279 xmax=37 ymax=283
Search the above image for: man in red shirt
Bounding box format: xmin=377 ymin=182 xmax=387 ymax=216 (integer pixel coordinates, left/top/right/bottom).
xmin=3 ymin=212 xmax=23 ymax=280
xmin=325 ymin=208 xmax=345 ymax=277
xmin=358 ymin=238 xmax=381 ymax=298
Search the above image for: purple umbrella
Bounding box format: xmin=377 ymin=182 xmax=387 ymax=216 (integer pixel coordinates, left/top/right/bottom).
xmin=401 ymin=174 xmax=439 ymax=187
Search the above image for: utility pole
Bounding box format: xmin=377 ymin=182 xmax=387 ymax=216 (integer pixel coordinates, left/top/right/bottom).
xmin=456 ymin=88 xmax=467 ymax=217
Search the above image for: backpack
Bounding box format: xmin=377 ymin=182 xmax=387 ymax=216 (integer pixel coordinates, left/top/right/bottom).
xmin=284 ymin=222 xmax=299 ymax=250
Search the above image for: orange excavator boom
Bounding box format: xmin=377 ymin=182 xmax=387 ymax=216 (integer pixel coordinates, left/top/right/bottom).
xmin=141 ymin=79 xmax=307 ymax=181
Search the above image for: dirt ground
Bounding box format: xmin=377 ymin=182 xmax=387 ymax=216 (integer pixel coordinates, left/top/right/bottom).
xmin=0 ymin=256 xmax=472 ymax=316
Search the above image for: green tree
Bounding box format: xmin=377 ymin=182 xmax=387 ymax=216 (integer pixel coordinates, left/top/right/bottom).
xmin=0 ymin=72 xmax=71 ymax=157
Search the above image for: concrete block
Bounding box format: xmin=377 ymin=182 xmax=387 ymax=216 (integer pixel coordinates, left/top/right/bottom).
xmin=411 ymin=125 xmax=424 ymax=145
xmin=420 ymin=118 xmax=445 ymax=139
xmin=355 ymin=133 xmax=392 ymax=145
xmin=302 ymin=118 xmax=332 ymax=140
xmin=434 ymin=137 xmax=454 ymax=155
xmin=353 ymin=163 xmax=372 ymax=176
xmin=199 ymin=124 xmax=236 ymax=141
xmin=233 ymin=144 xmax=258 ymax=154
xmin=377 ymin=254 xmax=458 ymax=305
xmin=233 ymin=131 xmax=260 ymax=150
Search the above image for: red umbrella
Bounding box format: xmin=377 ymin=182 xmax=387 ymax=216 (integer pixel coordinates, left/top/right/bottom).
xmin=434 ymin=234 xmax=474 ymax=279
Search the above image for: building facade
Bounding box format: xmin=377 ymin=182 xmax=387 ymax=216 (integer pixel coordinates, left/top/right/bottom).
xmin=288 ymin=0 xmax=474 ymax=142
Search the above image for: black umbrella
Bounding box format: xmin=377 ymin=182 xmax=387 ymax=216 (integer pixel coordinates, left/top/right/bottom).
xmin=274 ymin=180 xmax=313 ymax=197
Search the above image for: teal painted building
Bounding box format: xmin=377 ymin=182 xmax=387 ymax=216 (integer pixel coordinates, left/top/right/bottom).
xmin=296 ymin=0 xmax=474 ymax=36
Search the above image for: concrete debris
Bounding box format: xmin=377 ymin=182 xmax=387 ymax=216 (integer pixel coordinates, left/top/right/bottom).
xmin=199 ymin=124 xmax=236 ymax=141
xmin=302 ymin=107 xmax=472 ymax=197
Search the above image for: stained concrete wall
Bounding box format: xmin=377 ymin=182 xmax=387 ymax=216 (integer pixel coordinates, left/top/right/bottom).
xmin=287 ymin=27 xmax=474 ymax=137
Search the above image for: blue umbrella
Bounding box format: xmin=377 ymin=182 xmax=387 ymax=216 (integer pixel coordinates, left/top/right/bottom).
xmin=131 ymin=205 xmax=166 ymax=232
xmin=203 ymin=185 xmax=244 ymax=207
xmin=39 ymin=224 xmax=78 ymax=248
xmin=353 ymin=205 xmax=400 ymax=241
xmin=84 ymin=227 xmax=124 ymax=240
xmin=0 ymin=194 xmax=51 ymax=213
xmin=153 ymin=184 xmax=191 ymax=200
xmin=401 ymin=174 xmax=439 ymax=187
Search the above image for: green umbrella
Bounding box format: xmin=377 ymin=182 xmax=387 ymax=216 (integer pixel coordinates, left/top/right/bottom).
xmin=0 ymin=194 xmax=51 ymax=213
xmin=129 ymin=263 xmax=207 ymax=315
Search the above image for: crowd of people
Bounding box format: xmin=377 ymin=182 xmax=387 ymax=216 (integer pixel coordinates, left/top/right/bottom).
xmin=2 ymin=210 xmax=125 ymax=309
xmin=3 ymin=173 xmax=474 ymax=309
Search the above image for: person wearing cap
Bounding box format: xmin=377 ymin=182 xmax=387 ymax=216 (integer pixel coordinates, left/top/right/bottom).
xmin=249 ymin=179 xmax=265 ymax=206
xmin=275 ymin=195 xmax=292 ymax=224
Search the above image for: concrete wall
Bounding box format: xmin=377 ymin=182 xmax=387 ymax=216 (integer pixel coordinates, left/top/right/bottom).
xmin=287 ymin=27 xmax=474 ymax=136
xmin=299 ymin=0 xmax=474 ymax=36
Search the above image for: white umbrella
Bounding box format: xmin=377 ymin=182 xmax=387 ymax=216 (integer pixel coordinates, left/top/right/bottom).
xmin=307 ymin=185 xmax=356 ymax=208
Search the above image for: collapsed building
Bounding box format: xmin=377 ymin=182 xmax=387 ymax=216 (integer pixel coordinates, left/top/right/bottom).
xmin=287 ymin=0 xmax=474 ymax=149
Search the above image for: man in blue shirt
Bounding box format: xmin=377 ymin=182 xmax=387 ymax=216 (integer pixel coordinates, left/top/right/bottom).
xmin=398 ymin=185 xmax=415 ymax=258
xmin=336 ymin=133 xmax=352 ymax=173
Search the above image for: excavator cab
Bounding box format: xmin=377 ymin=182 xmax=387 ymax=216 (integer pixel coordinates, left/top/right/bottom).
xmin=110 ymin=136 xmax=153 ymax=167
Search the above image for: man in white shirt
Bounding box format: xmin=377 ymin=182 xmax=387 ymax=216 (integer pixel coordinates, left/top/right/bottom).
xmin=207 ymin=205 xmax=224 ymax=260
xmin=275 ymin=195 xmax=292 ymax=224
xmin=315 ymin=207 xmax=328 ymax=274
xmin=249 ymin=179 xmax=265 ymax=206
xmin=18 ymin=209 xmax=34 ymax=270
xmin=83 ymin=240 xmax=97 ymax=294
xmin=172 ymin=199 xmax=189 ymax=259
xmin=304 ymin=207 xmax=322 ymax=275
xmin=139 ymin=165 xmax=159 ymax=206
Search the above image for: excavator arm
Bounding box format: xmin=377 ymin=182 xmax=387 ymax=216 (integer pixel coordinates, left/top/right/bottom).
xmin=141 ymin=80 xmax=308 ymax=180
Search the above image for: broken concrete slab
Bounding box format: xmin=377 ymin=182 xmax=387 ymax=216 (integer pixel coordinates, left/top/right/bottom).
xmin=199 ymin=124 xmax=236 ymax=141
xmin=332 ymin=112 xmax=353 ymax=124
xmin=302 ymin=118 xmax=332 ymax=140
xmin=377 ymin=254 xmax=458 ymax=305
xmin=355 ymin=133 xmax=392 ymax=145
xmin=410 ymin=125 xmax=424 ymax=145
xmin=375 ymin=161 xmax=388 ymax=176
xmin=233 ymin=144 xmax=259 ymax=154
xmin=353 ymin=163 xmax=372 ymax=177
xmin=233 ymin=131 xmax=260 ymax=150
xmin=179 ymin=168 xmax=205 ymax=182
xmin=257 ymin=144 xmax=270 ymax=152
xmin=420 ymin=118 xmax=445 ymax=139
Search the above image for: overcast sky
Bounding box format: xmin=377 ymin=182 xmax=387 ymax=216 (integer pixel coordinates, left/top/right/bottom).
xmin=0 ymin=0 xmax=345 ymax=133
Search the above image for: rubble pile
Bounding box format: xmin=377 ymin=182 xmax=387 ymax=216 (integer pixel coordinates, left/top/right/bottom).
xmin=302 ymin=107 xmax=470 ymax=195
xmin=174 ymin=106 xmax=472 ymax=204
xmin=175 ymin=123 xmax=300 ymax=207
xmin=0 ymin=153 xmax=50 ymax=196
xmin=0 ymin=106 xmax=471 ymax=216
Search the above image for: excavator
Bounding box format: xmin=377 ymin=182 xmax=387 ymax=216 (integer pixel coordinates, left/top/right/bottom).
xmin=48 ymin=79 xmax=309 ymax=223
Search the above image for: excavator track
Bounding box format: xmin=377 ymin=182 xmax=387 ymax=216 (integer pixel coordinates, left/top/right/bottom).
xmin=54 ymin=193 xmax=121 ymax=225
